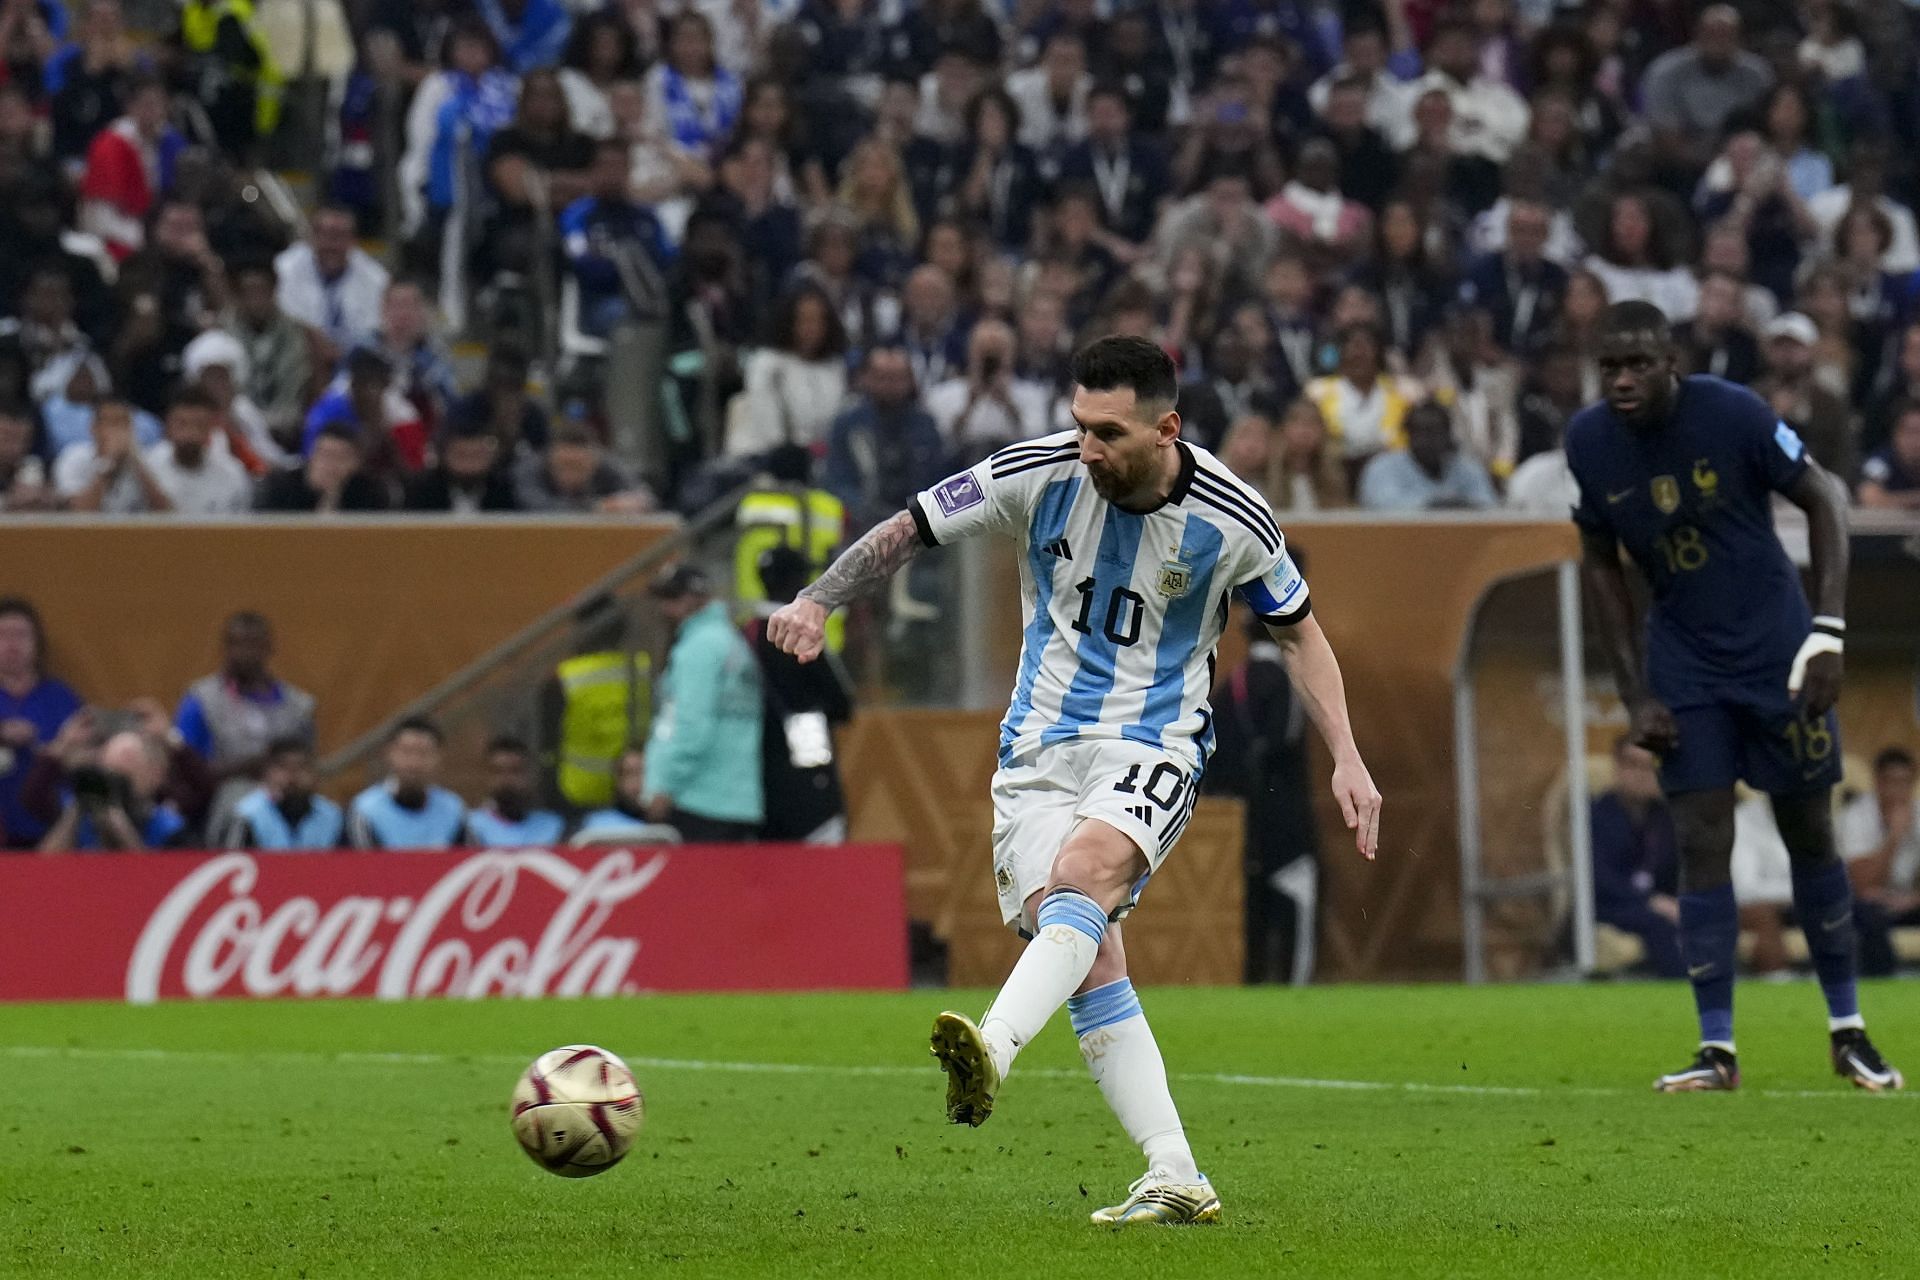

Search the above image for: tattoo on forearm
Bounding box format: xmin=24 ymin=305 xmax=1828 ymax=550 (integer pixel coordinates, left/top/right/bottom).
xmin=799 ymin=511 xmax=926 ymax=610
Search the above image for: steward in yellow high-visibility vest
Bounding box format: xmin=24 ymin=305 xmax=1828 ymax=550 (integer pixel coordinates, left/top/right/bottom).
xmin=552 ymin=650 xmax=652 ymax=810
xmin=180 ymin=0 xmax=283 ymax=157
xmin=540 ymin=594 xmax=652 ymax=811
xmin=735 ymin=445 xmax=846 ymax=650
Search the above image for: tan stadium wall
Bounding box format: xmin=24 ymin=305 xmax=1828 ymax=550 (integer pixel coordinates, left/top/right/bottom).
xmin=3 ymin=518 xmax=677 ymax=754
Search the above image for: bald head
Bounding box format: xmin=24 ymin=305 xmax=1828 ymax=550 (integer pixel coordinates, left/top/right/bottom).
xmin=101 ymin=731 xmax=166 ymax=798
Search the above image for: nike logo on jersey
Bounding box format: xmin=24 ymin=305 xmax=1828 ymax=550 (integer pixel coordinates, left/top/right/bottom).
xmin=1687 ymin=963 xmax=1716 ymax=980
xmin=1042 ymin=537 xmax=1074 ymax=559
xmin=1607 ymin=488 xmax=1634 ymax=504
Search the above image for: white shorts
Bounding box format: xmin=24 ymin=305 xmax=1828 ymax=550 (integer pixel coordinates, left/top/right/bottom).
xmin=988 ymin=738 xmax=1201 ymax=933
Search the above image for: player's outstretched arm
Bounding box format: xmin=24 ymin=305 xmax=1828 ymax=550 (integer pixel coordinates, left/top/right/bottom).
xmin=1272 ymin=612 xmax=1383 ymax=861
xmin=1580 ymin=527 xmax=1676 ymax=754
xmin=1783 ymin=463 xmax=1850 ymax=716
xmin=767 ymin=510 xmax=926 ymax=664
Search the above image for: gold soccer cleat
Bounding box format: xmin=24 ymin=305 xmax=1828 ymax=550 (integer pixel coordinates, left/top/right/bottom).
xmin=929 ymin=1010 xmax=1000 ymax=1127
xmin=1090 ymin=1173 xmax=1223 ymax=1226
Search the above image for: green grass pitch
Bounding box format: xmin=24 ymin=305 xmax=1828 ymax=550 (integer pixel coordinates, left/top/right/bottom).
xmin=6 ymin=982 xmax=1917 ymax=1278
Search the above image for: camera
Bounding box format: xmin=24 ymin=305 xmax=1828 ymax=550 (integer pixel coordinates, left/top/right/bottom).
xmin=71 ymin=764 xmax=130 ymax=810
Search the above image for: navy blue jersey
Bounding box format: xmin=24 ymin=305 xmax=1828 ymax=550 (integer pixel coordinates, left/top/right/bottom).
xmin=1566 ymin=375 xmax=1812 ymax=708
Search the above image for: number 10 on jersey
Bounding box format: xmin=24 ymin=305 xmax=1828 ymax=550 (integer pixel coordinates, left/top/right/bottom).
xmin=1072 ymin=577 xmax=1147 ymax=647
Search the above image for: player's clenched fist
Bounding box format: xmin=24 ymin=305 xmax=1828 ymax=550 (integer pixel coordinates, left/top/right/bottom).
xmin=767 ymin=597 xmax=828 ymax=663
xmin=1629 ymin=697 xmax=1679 ymax=756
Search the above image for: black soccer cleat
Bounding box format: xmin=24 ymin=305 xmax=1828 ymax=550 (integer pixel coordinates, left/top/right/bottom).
xmin=1653 ymin=1045 xmax=1740 ymax=1092
xmin=1831 ymin=1029 xmax=1904 ymax=1092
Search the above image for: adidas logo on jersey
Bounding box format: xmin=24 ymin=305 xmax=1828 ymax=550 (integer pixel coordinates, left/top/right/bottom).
xmin=1126 ymin=803 xmax=1155 ymax=827
xmin=1042 ymin=538 xmax=1073 ymax=559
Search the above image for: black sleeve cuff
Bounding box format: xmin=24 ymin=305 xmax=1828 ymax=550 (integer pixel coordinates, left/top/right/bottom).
xmin=907 ymin=497 xmax=940 ymax=548
xmin=1258 ymin=597 xmax=1313 ymax=628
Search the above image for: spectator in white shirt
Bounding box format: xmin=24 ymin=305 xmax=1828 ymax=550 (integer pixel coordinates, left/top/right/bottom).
xmin=1583 ymin=191 xmax=1699 ymax=322
xmin=144 ymin=387 xmax=253 ymax=515
xmin=54 ymin=399 xmax=173 ymax=514
xmin=1807 ymin=139 xmax=1920 ymax=275
xmin=1309 ymin=24 xmax=1412 ymax=137
xmin=1395 ymin=17 xmax=1529 ymax=164
xmin=925 ymin=317 xmax=1052 ymax=465
xmin=274 ymin=204 xmax=392 ymax=362
xmin=1004 ymin=30 xmax=1090 ymax=157
xmin=1844 ymin=747 xmax=1920 ymax=976
xmin=725 ymin=285 xmax=850 ymax=458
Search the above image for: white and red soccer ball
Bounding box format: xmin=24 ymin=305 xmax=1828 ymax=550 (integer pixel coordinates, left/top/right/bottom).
xmin=511 ymin=1045 xmax=645 ymax=1177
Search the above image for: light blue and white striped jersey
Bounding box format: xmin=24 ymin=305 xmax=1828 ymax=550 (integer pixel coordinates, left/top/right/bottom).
xmin=909 ymin=431 xmax=1310 ymax=772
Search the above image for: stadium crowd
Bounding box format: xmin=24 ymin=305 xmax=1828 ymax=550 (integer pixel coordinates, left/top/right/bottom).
xmin=0 ymin=0 xmax=1912 ymax=523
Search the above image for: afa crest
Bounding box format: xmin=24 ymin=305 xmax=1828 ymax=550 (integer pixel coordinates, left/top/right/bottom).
xmin=1651 ymin=475 xmax=1681 ymax=514
xmin=1155 ymin=559 xmax=1193 ymax=599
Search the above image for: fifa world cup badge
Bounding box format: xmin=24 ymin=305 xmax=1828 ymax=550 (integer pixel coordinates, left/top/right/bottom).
xmin=1651 ymin=475 xmax=1681 ymax=514
xmin=1156 ymin=559 xmax=1193 ymax=599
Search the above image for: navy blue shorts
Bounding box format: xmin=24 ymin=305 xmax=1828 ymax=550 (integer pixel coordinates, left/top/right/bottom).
xmin=1658 ymin=684 xmax=1842 ymax=796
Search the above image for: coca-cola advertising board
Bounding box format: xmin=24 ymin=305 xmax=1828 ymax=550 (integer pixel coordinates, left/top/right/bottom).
xmin=0 ymin=844 xmax=908 ymax=1002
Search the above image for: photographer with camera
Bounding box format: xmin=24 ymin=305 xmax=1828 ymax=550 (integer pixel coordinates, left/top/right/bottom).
xmin=923 ymin=318 xmax=1050 ymax=469
xmin=37 ymin=723 xmax=187 ymax=853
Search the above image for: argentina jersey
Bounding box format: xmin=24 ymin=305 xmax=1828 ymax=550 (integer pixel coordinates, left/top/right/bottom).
xmin=909 ymin=431 xmax=1310 ymax=771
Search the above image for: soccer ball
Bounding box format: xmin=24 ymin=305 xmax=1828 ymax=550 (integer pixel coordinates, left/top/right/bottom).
xmin=510 ymin=1044 xmax=645 ymax=1178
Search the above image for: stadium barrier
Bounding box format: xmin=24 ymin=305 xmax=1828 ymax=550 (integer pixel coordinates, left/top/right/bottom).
xmin=0 ymin=843 xmax=908 ymax=1002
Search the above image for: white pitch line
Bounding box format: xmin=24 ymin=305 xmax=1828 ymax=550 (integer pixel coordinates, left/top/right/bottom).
xmin=0 ymin=1044 xmax=1909 ymax=1101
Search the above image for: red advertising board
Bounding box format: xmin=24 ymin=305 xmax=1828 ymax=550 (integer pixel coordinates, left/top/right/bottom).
xmin=0 ymin=844 xmax=908 ymax=1002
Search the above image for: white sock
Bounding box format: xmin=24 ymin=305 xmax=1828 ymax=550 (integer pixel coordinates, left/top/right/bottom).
xmin=1830 ymin=1014 xmax=1865 ymax=1033
xmin=1071 ymin=980 xmax=1200 ymax=1182
xmin=979 ymin=890 xmax=1107 ymax=1079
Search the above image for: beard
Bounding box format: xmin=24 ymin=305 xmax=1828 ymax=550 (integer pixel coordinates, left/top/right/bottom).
xmin=1087 ymin=456 xmax=1149 ymax=504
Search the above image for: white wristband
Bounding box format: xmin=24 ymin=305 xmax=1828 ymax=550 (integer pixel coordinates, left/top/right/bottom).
xmin=1788 ymin=631 xmax=1844 ymax=695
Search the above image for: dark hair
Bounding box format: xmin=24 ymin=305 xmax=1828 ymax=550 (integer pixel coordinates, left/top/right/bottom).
xmin=266 ymin=735 xmax=312 ymax=762
xmin=488 ymin=340 xmax=532 ymax=378
xmin=225 ymin=609 xmax=269 ymax=633
xmin=1835 ymin=203 xmax=1894 ymax=258
xmin=312 ymin=422 xmax=362 ymax=451
xmin=765 ymin=284 xmax=848 ymax=358
xmin=1070 ymin=335 xmax=1177 ymax=406
xmin=444 ymin=16 xmax=501 ymax=68
xmin=550 ymin=421 xmax=597 ymax=449
xmin=229 ymin=254 xmax=278 ymax=286
xmin=1405 ymin=399 xmax=1453 ymax=435
xmin=1086 ymin=81 xmax=1129 ymax=110
xmin=0 ymin=596 xmax=46 ymax=668
xmin=1875 ymin=746 xmax=1917 ymax=773
xmin=1889 ymin=398 xmax=1920 ymax=428
xmin=124 ymin=71 xmax=167 ymax=102
xmin=390 ymin=716 xmax=443 ymax=746
xmin=486 ymin=734 xmax=532 ymax=758
xmin=168 ymin=386 xmax=220 ymax=415
xmin=1527 ymin=22 xmax=1597 ymax=88
xmin=1599 ymin=300 xmax=1672 ymax=343
xmin=313 ymin=202 xmax=359 ymax=232
xmin=564 ymin=9 xmax=640 ymax=79
xmin=965 ymin=86 xmax=1022 ymax=141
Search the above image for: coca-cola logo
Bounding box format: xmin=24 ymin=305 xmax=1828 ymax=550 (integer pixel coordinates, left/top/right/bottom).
xmin=125 ymin=849 xmax=670 ymax=1003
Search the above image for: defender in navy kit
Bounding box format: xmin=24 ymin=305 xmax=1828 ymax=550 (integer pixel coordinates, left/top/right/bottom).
xmin=1568 ymin=301 xmax=1901 ymax=1093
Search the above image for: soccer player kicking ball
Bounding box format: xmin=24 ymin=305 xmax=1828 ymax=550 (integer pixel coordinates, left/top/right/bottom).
xmin=768 ymin=336 xmax=1382 ymax=1224
xmin=1568 ymin=301 xmax=1902 ymax=1093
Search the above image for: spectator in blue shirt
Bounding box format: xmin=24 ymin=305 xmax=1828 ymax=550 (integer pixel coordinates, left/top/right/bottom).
xmin=0 ymin=598 xmax=84 ymax=848
xmin=823 ymin=344 xmax=945 ymax=534
xmin=577 ymin=746 xmax=646 ymax=835
xmin=464 ymin=736 xmax=567 ymax=847
xmin=476 ymin=0 xmax=572 ymax=76
xmin=1590 ymin=736 xmax=1684 ymax=978
xmin=347 ymin=717 xmax=468 ymax=850
xmin=561 ymin=138 xmax=675 ymax=339
xmin=1356 ymin=401 xmax=1499 ymax=511
xmin=219 ymin=737 xmax=344 ymax=851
